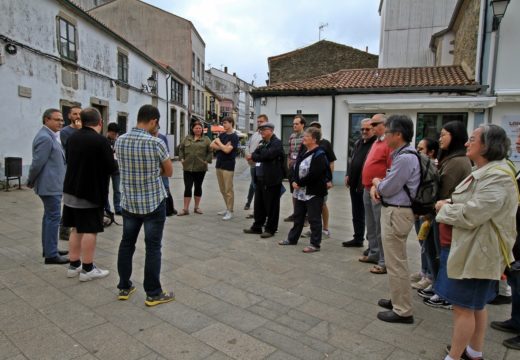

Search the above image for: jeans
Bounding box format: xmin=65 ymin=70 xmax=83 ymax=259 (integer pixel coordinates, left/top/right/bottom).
xmin=363 ymin=189 xmax=384 ymax=267
xmin=104 ymin=172 xmax=121 ymax=213
xmin=507 ymin=263 xmax=520 ymax=329
xmin=287 ymin=196 xmax=324 ymax=248
xmin=349 ymin=187 xmax=365 ymax=243
xmin=39 ymin=195 xmax=61 ymax=258
xmin=117 ymin=200 xmax=166 ymax=296
xmin=246 ymin=167 xmax=256 ymax=206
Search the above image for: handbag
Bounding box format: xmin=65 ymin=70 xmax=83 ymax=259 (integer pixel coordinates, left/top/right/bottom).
xmin=165 ymin=190 xmax=175 ymax=216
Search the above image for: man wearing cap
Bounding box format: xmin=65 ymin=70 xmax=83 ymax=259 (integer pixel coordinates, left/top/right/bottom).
xmin=244 ymin=122 xmax=285 ymax=238
xmin=245 ymin=115 xmax=269 ymax=213
xmin=307 ymin=121 xmax=336 ymax=238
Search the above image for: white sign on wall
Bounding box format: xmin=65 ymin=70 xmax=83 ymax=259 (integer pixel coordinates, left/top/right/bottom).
xmin=501 ymin=115 xmax=520 ymax=162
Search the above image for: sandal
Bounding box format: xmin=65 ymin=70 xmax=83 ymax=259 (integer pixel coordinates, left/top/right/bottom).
xmin=194 ymin=208 xmax=203 ymax=214
xmin=303 ymin=245 xmax=320 ymax=253
xmin=177 ymin=209 xmax=189 ymax=216
xmin=278 ymin=240 xmax=296 ymax=246
xmin=370 ymin=265 xmax=387 ymax=274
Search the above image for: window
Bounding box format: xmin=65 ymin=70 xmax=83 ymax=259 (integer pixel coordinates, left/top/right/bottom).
xmin=196 ymin=89 xmax=200 ymax=112
xmin=281 ymin=114 xmax=318 ymax=154
xmin=191 ymin=87 xmax=195 ymax=110
xmin=117 ymin=52 xmax=128 ymax=83
xmin=171 ymin=79 xmax=183 ymax=104
xmin=416 ymin=112 xmax=468 ymax=145
xmin=197 ymin=58 xmax=201 ymax=81
xmin=192 ymin=52 xmax=195 ymax=77
xmin=201 ymin=63 xmax=205 ymax=85
xmin=58 ymin=18 xmax=77 ymax=61
xmin=117 ymin=114 xmax=128 ymax=134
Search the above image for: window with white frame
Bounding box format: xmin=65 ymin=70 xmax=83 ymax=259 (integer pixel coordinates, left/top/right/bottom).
xmin=117 ymin=52 xmax=128 ymax=83
xmin=171 ymin=79 xmax=183 ymax=104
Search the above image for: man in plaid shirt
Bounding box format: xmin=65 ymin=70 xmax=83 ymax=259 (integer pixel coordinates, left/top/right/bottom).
xmin=115 ymin=105 xmax=174 ymax=307
xmin=284 ymin=115 xmax=306 ymax=222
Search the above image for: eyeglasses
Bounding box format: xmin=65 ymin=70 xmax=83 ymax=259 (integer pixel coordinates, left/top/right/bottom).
xmin=361 ymin=128 xmax=371 ymax=132
xmin=50 ymin=118 xmax=64 ymax=122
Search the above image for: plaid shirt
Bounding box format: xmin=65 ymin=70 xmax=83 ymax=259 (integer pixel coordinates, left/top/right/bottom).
xmin=115 ymin=127 xmax=169 ymax=214
xmin=288 ymin=131 xmax=304 ymax=167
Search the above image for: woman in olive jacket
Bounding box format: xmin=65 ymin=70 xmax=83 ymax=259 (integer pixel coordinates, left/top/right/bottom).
xmin=178 ymin=121 xmax=212 ymax=215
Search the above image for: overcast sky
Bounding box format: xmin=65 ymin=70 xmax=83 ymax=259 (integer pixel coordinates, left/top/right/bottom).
xmin=143 ymin=0 xmax=381 ymax=86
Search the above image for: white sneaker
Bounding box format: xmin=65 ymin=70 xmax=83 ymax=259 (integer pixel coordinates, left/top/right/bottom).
xmin=322 ymin=229 xmax=330 ymax=238
xmin=79 ymin=265 xmax=109 ymax=282
xmin=67 ymin=265 xmax=82 ymax=278
xmin=301 ymin=230 xmax=311 ymax=238
xmin=222 ymin=211 xmax=233 ymax=220
xmin=217 ymin=210 xmax=228 ymax=215
xmin=411 ymin=277 xmax=432 ymax=290
xmin=409 ymin=271 xmax=423 ymax=282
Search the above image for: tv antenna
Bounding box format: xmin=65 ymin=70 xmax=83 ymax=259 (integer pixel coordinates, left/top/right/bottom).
xmin=319 ymin=23 xmax=328 ymax=41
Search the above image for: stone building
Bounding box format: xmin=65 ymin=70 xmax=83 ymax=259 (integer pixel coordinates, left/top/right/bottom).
xmin=0 ymin=0 xmax=171 ymax=174
xmin=268 ymin=40 xmax=378 ymax=85
xmin=88 ymin=0 xmax=206 ymax=142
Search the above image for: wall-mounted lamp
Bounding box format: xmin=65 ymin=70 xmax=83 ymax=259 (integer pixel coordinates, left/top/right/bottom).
xmin=142 ymin=74 xmax=158 ymax=94
xmin=5 ymin=43 xmax=17 ymax=55
xmin=491 ymin=0 xmax=510 ymax=31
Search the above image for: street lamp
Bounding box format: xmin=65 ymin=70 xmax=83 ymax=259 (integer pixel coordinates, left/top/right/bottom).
xmin=491 ymin=0 xmax=510 ymax=31
xmin=147 ymin=75 xmax=157 ymax=93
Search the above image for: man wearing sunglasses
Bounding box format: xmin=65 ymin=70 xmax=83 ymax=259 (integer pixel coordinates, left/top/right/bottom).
xmin=344 ymin=118 xmax=376 ymax=248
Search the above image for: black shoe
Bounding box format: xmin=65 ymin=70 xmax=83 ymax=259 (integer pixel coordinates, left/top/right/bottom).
xmin=491 ymin=319 xmax=520 ymax=333
xmin=504 ymin=335 xmax=520 ymax=350
xmin=44 ymin=255 xmax=69 ymax=264
xmin=342 ymin=239 xmax=363 ymax=247
xmin=377 ymin=310 xmax=414 ymax=324
xmin=172 ymin=209 xmax=178 ymax=216
xmin=244 ymin=204 xmax=250 ymax=210
xmin=42 ymin=249 xmax=69 ymax=257
xmin=283 ymin=215 xmax=295 ymax=222
xmin=377 ymin=299 xmax=393 ymax=310
xmin=260 ymin=232 xmax=274 ymax=238
xmin=115 ymin=210 xmax=122 ymax=215
xmin=243 ymin=228 xmax=262 ymax=234
xmin=417 ymin=287 xmax=435 ymax=299
xmin=446 ymin=346 xmax=482 ymax=360
xmin=488 ymin=294 xmax=512 ymax=305
xmin=363 ymin=248 xmax=369 ymax=256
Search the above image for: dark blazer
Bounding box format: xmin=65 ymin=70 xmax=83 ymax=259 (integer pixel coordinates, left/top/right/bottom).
xmin=347 ymin=136 xmax=376 ymax=191
xmin=63 ymin=127 xmax=117 ymax=206
xmin=251 ymin=135 xmax=285 ymax=186
xmin=293 ymin=147 xmax=329 ymax=197
xmin=27 ymin=126 xmax=66 ymax=196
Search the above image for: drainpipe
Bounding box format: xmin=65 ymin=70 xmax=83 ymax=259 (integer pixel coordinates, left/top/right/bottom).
xmin=330 ymin=93 xmax=336 ymax=148
xmin=165 ymin=73 xmax=171 ymax=134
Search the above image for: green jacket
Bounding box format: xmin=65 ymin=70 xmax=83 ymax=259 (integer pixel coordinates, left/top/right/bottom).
xmin=179 ymin=135 xmax=212 ymax=172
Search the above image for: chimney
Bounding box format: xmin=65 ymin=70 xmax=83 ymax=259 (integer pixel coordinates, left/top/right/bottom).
xmin=224 ymin=66 xmax=228 ymax=73
xmin=233 ymin=72 xmax=236 ymax=77
xmin=365 ymin=46 xmax=368 ymax=53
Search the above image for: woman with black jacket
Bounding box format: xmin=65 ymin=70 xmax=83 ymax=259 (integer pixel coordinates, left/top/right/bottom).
xmin=279 ymin=127 xmax=331 ymax=253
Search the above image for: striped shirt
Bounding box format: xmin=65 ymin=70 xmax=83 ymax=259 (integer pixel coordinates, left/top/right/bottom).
xmin=115 ymin=127 xmax=169 ymax=214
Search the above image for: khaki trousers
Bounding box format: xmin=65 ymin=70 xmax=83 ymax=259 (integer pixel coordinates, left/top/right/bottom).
xmin=216 ymin=168 xmax=234 ymax=212
xmin=380 ymin=206 xmax=415 ymax=317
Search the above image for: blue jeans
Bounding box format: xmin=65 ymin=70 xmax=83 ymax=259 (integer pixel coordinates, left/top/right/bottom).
xmin=39 ymin=195 xmax=61 ymax=258
xmin=507 ymin=263 xmax=520 ymax=329
xmin=105 ymin=173 xmax=121 ymax=213
xmin=117 ymin=200 xmax=166 ymax=296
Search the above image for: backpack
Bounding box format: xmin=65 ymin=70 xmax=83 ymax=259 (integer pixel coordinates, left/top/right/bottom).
xmin=402 ymin=150 xmax=440 ymax=215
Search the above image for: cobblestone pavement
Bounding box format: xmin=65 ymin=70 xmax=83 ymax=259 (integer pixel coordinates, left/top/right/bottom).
xmin=0 ymin=159 xmax=515 ymax=360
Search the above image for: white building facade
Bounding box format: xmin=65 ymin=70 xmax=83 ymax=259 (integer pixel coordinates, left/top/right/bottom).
xmin=0 ymin=0 xmax=171 ymax=176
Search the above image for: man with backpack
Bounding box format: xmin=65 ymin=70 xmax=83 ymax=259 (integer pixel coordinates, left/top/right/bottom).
xmin=370 ymin=114 xmax=421 ymax=324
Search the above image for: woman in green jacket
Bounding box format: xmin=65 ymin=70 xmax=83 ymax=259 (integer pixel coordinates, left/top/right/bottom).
xmin=178 ymin=121 xmax=212 ymax=215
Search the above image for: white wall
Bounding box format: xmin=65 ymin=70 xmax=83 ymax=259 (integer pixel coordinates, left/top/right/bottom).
xmin=0 ymin=0 xmax=168 ymax=174
xmin=494 ymin=0 xmax=520 ymax=94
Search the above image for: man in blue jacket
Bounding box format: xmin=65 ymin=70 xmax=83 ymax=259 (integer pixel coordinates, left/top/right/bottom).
xmin=27 ymin=109 xmax=69 ymax=264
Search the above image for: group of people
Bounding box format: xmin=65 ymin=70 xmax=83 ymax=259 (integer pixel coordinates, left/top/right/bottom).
xmin=27 ymin=105 xmax=520 ymax=357
xmin=342 ymin=113 xmax=520 ymax=358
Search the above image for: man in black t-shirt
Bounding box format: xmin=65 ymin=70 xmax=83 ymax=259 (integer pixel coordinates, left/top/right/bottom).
xmin=343 ymin=118 xmax=376 ymax=247
xmin=210 ymin=117 xmax=239 ymax=220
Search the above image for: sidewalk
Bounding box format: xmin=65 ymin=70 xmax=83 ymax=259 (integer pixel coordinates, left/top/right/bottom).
xmin=0 ymin=159 xmax=514 ymax=360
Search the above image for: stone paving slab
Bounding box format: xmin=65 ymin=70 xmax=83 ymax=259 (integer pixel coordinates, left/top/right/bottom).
xmin=0 ymin=159 xmax=516 ymax=359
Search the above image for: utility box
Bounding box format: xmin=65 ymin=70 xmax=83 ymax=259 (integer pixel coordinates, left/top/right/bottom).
xmin=4 ymin=157 xmax=22 ymax=190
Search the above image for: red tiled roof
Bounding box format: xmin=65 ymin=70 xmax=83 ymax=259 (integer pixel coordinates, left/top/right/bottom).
xmin=255 ymin=65 xmax=477 ymax=93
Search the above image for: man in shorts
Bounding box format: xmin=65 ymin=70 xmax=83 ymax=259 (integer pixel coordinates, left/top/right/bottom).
xmin=62 ymin=108 xmax=116 ymax=281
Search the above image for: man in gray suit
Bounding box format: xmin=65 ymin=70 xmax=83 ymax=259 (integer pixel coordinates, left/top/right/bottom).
xmin=27 ymin=108 xmax=69 ymax=264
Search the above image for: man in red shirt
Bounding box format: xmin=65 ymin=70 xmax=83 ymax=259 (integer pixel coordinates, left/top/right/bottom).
xmin=358 ymin=114 xmax=392 ymax=274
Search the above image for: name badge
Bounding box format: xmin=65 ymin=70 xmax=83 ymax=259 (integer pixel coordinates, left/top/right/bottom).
xmin=256 ymin=162 xmax=261 ymax=167
xmin=291 ymin=154 xmax=297 ymax=160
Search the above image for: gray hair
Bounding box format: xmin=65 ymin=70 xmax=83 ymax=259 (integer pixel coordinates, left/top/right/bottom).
xmin=360 ymin=118 xmax=371 ymax=125
xmin=305 ymin=127 xmax=322 ymax=142
xmin=478 ymin=124 xmax=510 ymax=161
xmin=42 ymin=108 xmax=61 ymax=124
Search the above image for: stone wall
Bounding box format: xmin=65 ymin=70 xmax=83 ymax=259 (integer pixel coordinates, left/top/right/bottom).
xmin=452 ymin=0 xmax=480 ymax=80
xmin=269 ymin=40 xmax=378 ymax=85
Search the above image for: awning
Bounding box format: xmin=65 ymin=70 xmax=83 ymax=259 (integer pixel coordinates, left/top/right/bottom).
xmin=345 ymin=96 xmax=497 ymax=111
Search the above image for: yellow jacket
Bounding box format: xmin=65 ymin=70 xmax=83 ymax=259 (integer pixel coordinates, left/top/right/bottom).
xmin=436 ymin=159 xmax=517 ymax=280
